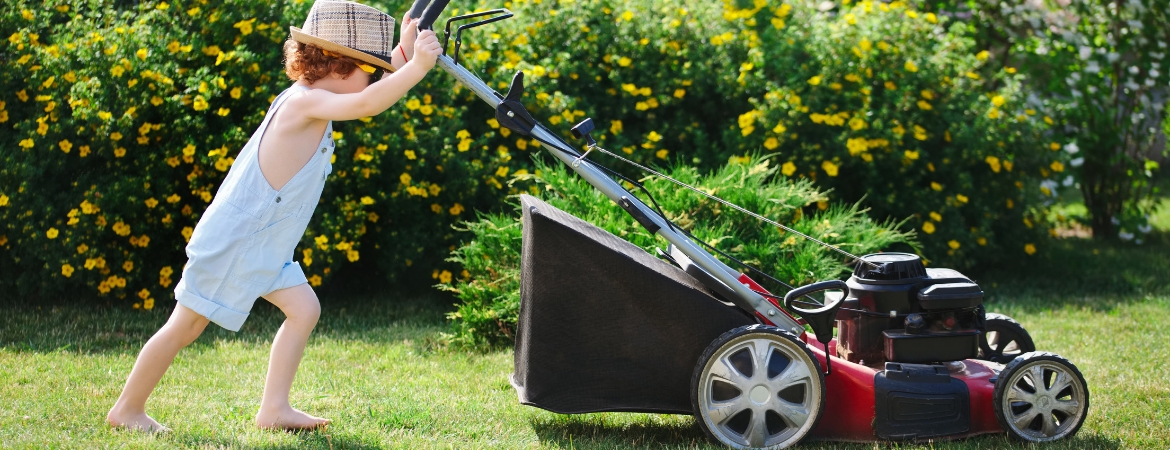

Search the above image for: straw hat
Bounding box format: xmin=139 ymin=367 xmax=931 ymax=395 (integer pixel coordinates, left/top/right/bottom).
xmin=290 ymin=0 xmax=396 ymax=72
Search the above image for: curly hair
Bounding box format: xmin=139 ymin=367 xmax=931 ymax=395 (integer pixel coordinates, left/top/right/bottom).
xmin=283 ymin=39 xmax=362 ymax=84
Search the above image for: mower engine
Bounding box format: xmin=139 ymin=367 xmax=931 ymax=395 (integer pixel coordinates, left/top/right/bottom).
xmin=836 ymin=252 xmax=984 ymax=366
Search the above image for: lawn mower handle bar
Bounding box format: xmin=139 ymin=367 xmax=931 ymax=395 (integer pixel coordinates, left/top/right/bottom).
xmin=420 ymin=2 xmax=800 ymax=331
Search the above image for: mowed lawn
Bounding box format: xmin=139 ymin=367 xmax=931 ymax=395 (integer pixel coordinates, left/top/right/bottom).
xmin=1 ymin=237 xmax=1167 ymax=449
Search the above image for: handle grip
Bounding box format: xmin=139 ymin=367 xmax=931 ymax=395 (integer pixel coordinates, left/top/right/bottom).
xmin=407 ymin=0 xmax=430 ymax=19
xmin=418 ymin=0 xmax=451 ymax=30
xmin=782 ymin=280 xmax=847 ymax=314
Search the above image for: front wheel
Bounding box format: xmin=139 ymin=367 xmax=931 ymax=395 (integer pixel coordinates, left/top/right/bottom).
xmin=993 ymin=352 xmax=1089 ymax=442
xmin=691 ymin=324 xmax=825 ymax=449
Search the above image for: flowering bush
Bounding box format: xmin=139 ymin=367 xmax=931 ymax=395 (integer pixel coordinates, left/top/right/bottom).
xmin=0 ymin=0 xmax=513 ymax=304
xmin=1 ymin=0 xmax=1062 ymax=307
xmin=440 ymin=156 xmax=917 ymax=347
xmin=464 ymin=0 xmax=1053 ymax=267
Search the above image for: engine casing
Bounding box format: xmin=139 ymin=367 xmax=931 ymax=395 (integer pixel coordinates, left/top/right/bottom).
xmin=835 ymin=253 xmax=984 ymax=366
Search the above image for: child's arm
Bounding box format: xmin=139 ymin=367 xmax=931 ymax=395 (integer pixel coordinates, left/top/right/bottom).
xmin=294 ymin=30 xmax=442 ymax=121
xmin=389 ymin=13 xmax=420 ymax=71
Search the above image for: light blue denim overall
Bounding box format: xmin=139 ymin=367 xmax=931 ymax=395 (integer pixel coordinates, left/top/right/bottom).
xmin=175 ymin=85 xmax=332 ymax=331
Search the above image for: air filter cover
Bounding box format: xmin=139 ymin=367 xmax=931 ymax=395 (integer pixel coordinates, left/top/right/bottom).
xmin=852 ymin=253 xmax=927 ymax=285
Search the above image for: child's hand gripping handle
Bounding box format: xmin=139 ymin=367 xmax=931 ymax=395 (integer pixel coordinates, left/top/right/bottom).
xmin=417 ymin=0 xmax=451 ymax=31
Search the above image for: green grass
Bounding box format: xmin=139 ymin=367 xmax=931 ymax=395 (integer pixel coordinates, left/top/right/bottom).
xmin=2 ymin=236 xmax=1168 ymax=449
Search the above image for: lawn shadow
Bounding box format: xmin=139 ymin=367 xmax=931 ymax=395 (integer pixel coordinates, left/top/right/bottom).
xmin=970 ymin=236 xmax=1170 ymax=313
xmin=529 ymin=414 xmax=1125 ymax=449
xmin=0 ymin=290 xmax=454 ymax=356
xmin=529 ymin=414 xmax=712 ymax=449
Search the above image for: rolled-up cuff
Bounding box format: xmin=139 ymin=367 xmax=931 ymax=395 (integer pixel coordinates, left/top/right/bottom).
xmin=174 ymin=283 xmax=250 ymax=332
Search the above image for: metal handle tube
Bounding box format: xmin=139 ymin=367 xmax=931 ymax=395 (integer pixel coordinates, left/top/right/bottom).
xmin=434 ymin=55 xmax=800 ymax=331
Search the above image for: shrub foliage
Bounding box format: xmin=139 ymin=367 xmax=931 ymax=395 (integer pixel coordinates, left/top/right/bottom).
xmin=441 ymin=156 xmax=917 ymax=346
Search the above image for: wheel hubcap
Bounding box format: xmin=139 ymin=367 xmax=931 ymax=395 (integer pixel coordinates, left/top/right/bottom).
xmin=699 ymin=334 xmax=820 ymax=448
xmin=1003 ymin=362 xmax=1086 ymax=441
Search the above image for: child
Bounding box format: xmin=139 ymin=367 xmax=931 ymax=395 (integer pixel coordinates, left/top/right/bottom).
xmin=106 ymin=0 xmax=442 ymax=432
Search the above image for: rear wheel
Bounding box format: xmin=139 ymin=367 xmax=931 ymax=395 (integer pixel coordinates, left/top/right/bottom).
xmin=978 ymin=313 xmax=1035 ymax=363
xmin=691 ymin=325 xmax=825 ymax=449
xmin=993 ymin=352 xmax=1089 ymax=442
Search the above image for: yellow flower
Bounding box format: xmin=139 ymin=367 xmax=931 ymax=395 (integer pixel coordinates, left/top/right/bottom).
xmin=976 ymin=50 xmax=990 ymax=61
xmin=930 ymin=211 xmax=942 ymax=222
xmin=977 ymin=237 xmax=987 ymax=246
xmin=673 ymin=89 xmax=686 ymax=98
xmin=360 ymin=196 xmax=374 ymax=205
xmin=821 ymin=160 xmax=839 ymax=177
xmin=308 ymin=275 xmax=322 ymax=286
xmin=782 ymin=161 xmax=797 ymax=176
xmin=136 ymin=48 xmax=148 ymax=60
xmin=59 ymin=139 xmax=72 ymax=153
xmin=234 ymin=18 xmax=257 ymax=35
xmin=931 ymin=182 xmax=943 ymax=191
xmin=807 ymin=75 xmax=822 ymax=86
xmin=904 ymin=60 xmax=918 ymax=72
xmin=1050 ymin=161 xmax=1064 ymax=172
xmin=143 ymin=298 xmax=154 ymax=310
xmin=439 ymin=270 xmax=453 ymax=284
xmin=399 ymin=173 xmax=411 ymax=184
xmin=217 ymin=107 xmax=230 ymax=116
xmin=948 ymin=240 xmax=960 ymax=250
xmin=991 ymin=95 xmax=1005 ymax=107
xmin=923 ymin=222 xmax=936 ymax=234
xmin=61 ymin=264 xmax=74 ymax=277
xmin=647 ymin=131 xmax=662 ymax=142
xmin=47 ymin=227 xmax=59 ymax=239
xmin=917 ymin=100 xmax=932 ymax=110
xmin=1024 ymin=243 xmax=1036 ymax=255
xmin=347 ymin=249 xmax=360 ymax=262
xmin=987 ymin=108 xmax=1001 ymax=119
xmin=763 ymin=137 xmax=779 ymax=150
xmin=965 ymin=71 xmax=981 ymax=80
xmin=618 ymin=56 xmax=632 ymax=67
xmin=956 ymin=194 xmax=969 ymax=203
xmin=848 ymin=117 xmax=866 ymax=130
xmin=985 ymin=156 xmax=1001 ymax=173
xmin=192 ymin=95 xmax=208 ymax=111
xmin=123 ymin=260 xmax=134 ymax=272
xmin=449 ymin=203 xmax=464 ymax=215
xmin=656 ymin=149 xmax=669 ymax=159
xmin=884 ymin=81 xmax=897 ymax=90
xmin=145 ymin=198 xmax=158 ymax=208
xmin=419 ymin=105 xmax=434 ymax=115
xmin=925 ymin=12 xmax=938 ymax=23
xmin=1049 ymin=142 xmax=1060 ymax=151
xmin=904 ymin=150 xmax=919 ymax=160
xmin=19 ymin=138 xmax=34 ymax=149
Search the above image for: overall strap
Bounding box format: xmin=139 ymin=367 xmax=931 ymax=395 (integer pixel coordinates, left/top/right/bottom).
xmin=254 ymin=85 xmax=310 ymax=134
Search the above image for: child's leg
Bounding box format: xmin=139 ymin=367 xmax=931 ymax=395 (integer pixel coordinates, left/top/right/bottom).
xmin=254 ymin=283 xmax=330 ymax=430
xmin=107 ymin=303 xmax=210 ymax=432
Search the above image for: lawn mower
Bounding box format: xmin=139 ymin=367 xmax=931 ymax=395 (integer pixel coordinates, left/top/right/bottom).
xmin=408 ymin=1 xmax=1090 ymax=447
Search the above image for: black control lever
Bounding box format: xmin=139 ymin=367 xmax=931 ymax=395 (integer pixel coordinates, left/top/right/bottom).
xmin=783 ymin=280 xmax=847 ymax=375
xmin=496 ymin=71 xmax=538 ymax=136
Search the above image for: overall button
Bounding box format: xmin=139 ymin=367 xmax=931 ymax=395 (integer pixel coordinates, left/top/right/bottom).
xmin=321 ymin=147 xmax=327 ymax=153
xmin=275 ymin=196 xmax=282 ymax=203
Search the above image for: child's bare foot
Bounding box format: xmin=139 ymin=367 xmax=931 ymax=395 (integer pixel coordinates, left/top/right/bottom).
xmin=107 ymin=408 xmax=170 ymax=433
xmin=255 ymin=406 xmax=330 ymax=431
